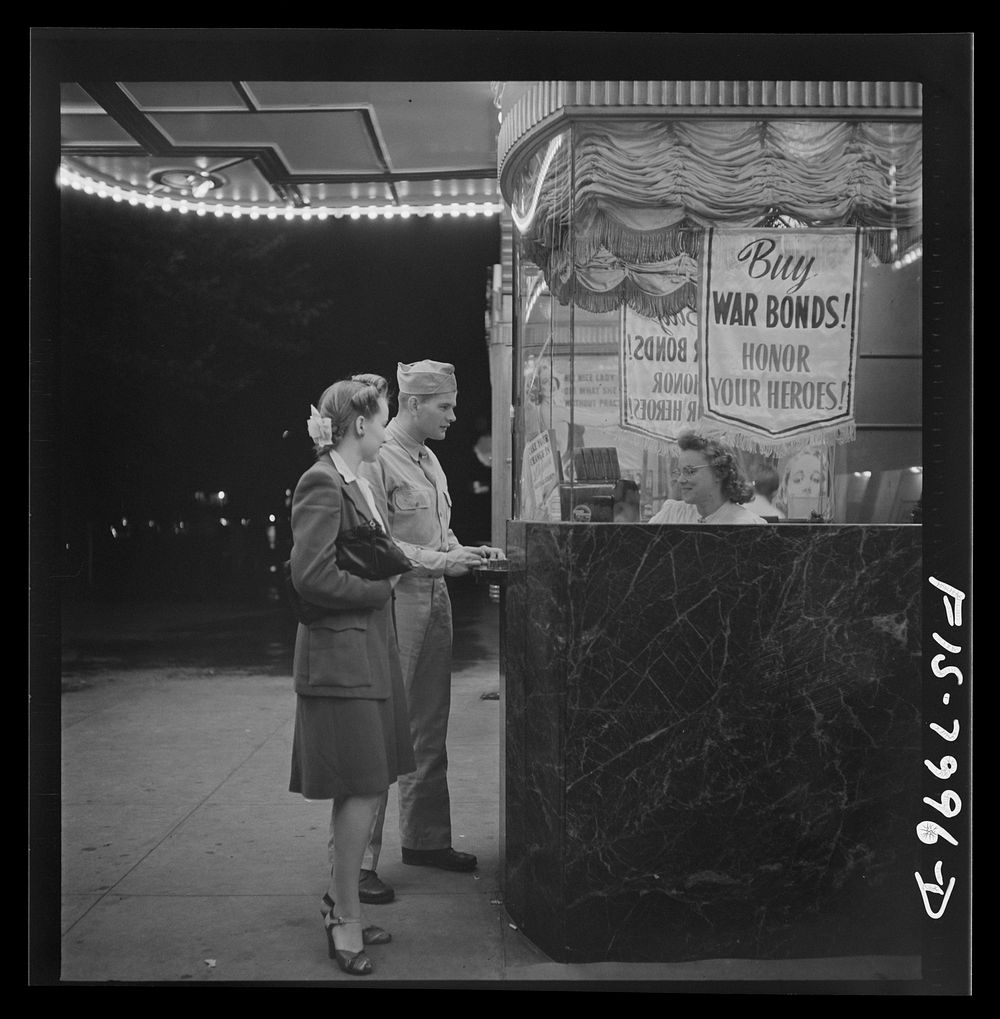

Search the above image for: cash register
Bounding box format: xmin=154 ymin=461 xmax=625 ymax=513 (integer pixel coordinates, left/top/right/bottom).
xmin=560 ymin=448 xmax=640 ymax=523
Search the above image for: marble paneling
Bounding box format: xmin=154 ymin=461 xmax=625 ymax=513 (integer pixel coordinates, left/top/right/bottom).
xmin=504 ymin=522 xmax=922 ymax=963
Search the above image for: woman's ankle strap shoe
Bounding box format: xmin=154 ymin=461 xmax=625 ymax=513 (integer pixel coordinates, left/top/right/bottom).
xmin=324 ymin=916 xmax=374 ymax=975
xmin=321 ymin=894 xmax=391 ymax=945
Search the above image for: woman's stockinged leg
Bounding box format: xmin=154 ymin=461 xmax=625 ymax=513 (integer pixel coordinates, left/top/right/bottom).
xmin=328 ymin=792 xmax=382 ymax=953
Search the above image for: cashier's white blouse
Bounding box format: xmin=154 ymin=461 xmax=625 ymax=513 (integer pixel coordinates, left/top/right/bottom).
xmin=648 ymin=499 xmax=766 ymax=525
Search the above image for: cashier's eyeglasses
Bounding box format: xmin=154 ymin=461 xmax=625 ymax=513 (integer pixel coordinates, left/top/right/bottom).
xmin=671 ymin=465 xmax=714 ymax=480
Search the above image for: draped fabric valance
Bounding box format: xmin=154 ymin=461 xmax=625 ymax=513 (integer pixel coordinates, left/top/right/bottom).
xmin=548 ymin=246 xmax=701 ymax=321
xmin=511 ymin=119 xmax=922 ymax=317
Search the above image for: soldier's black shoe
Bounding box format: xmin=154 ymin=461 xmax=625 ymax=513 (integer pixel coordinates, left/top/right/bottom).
xmin=401 ymin=847 xmax=478 ymax=871
xmin=358 ymin=869 xmax=395 ymax=904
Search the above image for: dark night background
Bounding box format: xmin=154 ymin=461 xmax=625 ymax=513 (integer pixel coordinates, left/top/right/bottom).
xmin=34 ymin=30 xmax=972 ymax=614
xmin=57 ymin=188 xmax=501 ymax=601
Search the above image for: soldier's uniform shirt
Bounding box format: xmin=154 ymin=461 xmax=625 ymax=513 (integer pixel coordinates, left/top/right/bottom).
xmin=358 ymin=418 xmax=464 ymax=855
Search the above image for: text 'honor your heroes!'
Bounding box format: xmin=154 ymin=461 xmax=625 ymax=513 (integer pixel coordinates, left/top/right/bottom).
xmin=622 ymin=230 xmax=861 ymax=444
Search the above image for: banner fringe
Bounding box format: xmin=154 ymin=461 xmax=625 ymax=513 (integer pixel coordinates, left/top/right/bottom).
xmin=697 ymin=421 xmax=856 ymax=457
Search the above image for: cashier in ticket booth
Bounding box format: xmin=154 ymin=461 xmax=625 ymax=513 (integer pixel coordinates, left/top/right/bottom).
xmin=649 ymin=431 xmax=766 ymax=525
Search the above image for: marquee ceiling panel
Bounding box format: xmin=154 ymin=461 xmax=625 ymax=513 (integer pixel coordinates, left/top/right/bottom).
xmin=59 ymin=80 xmax=504 ymax=218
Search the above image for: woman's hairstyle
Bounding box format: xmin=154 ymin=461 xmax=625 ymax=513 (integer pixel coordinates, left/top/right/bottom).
xmin=312 ymin=373 xmax=389 ymax=458
xmin=677 ymin=430 xmax=755 ymax=504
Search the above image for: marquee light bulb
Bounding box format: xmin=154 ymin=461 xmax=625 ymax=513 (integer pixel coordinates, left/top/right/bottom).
xmin=57 ymin=168 xmax=502 ymax=221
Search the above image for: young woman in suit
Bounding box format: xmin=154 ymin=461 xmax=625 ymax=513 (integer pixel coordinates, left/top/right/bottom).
xmin=288 ymin=374 xmax=415 ymax=976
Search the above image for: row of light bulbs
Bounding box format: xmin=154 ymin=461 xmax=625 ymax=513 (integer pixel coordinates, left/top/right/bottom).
xmin=850 ymin=466 xmax=922 ymax=478
xmin=892 ymin=244 xmax=922 ymax=270
xmin=58 ymin=168 xmax=504 ymax=221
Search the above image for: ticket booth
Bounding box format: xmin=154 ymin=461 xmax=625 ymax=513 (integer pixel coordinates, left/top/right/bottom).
xmin=491 ymin=81 xmax=923 ymax=964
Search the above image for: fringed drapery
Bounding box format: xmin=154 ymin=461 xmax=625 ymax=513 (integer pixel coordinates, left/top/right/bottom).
xmin=511 ymin=118 xmax=922 ymax=317
xmin=545 ymin=246 xmax=700 ymax=320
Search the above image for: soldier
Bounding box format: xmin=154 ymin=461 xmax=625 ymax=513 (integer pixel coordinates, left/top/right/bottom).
xmin=356 ymin=360 xmax=503 ymax=904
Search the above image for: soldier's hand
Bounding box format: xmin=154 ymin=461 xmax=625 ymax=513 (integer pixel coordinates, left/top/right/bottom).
xmin=444 ymin=547 xmax=483 ymax=576
xmin=469 ymin=545 xmax=505 ymax=561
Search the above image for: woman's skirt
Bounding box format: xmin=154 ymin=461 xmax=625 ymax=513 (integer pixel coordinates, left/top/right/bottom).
xmin=289 ymin=647 xmax=415 ymax=800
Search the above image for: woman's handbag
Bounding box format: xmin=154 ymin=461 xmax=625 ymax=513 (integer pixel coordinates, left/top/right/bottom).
xmin=283 ymin=519 xmax=412 ymax=624
xmin=335 ymin=518 xmax=413 ymax=580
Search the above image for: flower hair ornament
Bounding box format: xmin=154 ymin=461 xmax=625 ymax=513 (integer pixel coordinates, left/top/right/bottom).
xmin=306 ymin=405 xmax=333 ymax=446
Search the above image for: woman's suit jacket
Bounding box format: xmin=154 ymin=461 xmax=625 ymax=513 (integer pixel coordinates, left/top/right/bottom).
xmin=289 ymin=456 xmax=397 ymax=700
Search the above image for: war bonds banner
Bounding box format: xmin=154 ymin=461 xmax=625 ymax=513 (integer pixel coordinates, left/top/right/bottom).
xmin=620 ymin=305 xmax=702 ymax=443
xmin=699 ymin=228 xmax=862 ymax=455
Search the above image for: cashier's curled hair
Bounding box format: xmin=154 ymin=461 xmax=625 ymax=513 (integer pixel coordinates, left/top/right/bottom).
xmin=676 ymin=430 xmax=755 ymax=505
xmin=311 ymin=373 xmax=389 ymax=457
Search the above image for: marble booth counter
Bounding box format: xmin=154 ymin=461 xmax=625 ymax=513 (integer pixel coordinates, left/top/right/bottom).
xmin=501 ymin=522 xmax=922 ymax=964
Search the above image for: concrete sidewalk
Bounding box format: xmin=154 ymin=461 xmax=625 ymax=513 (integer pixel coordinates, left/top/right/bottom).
xmin=53 ymin=585 xmax=920 ymax=987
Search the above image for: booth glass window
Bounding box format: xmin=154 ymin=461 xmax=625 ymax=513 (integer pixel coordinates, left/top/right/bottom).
xmin=510 ymin=117 xmax=922 ymax=524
